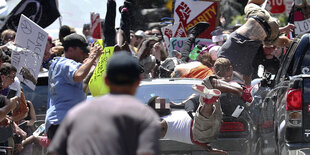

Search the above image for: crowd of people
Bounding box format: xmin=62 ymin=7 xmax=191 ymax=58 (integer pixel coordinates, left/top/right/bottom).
xmin=0 ymin=0 xmax=297 ymax=154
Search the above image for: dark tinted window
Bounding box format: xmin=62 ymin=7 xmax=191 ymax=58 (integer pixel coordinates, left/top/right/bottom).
xmin=303 ymin=78 xmax=310 ymax=102
xmin=22 ymin=79 xmax=48 ymax=115
xmin=300 ymin=48 xmax=310 ymax=75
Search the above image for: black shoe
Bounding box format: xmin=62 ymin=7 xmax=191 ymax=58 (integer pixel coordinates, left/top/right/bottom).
xmin=187 ymin=22 xmax=210 ymax=38
xmin=119 ymin=1 xmax=134 ymax=13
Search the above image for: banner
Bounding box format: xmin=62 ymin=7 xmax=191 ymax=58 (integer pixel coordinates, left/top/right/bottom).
xmin=10 ymin=14 xmax=48 ymax=90
xmin=0 ymin=0 xmax=60 ymax=32
xmin=91 ymin=12 xmax=102 ymax=39
xmin=173 ymin=0 xmax=218 ymax=39
xmin=169 ymin=37 xmax=213 ymax=56
xmin=161 ymin=22 xmax=187 ymax=50
xmin=88 ymin=43 xmax=114 ymax=97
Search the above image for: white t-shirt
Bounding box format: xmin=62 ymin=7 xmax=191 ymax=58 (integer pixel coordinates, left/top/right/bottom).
xmin=162 ymin=110 xmax=192 ymax=144
xmin=9 ymin=77 xmax=21 ymax=97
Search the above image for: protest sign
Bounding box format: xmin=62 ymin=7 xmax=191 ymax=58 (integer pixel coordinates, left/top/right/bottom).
xmin=169 ymin=37 xmax=213 ymax=56
xmin=91 ymin=12 xmax=102 ymax=39
xmin=88 ymin=41 xmax=114 ymax=96
xmin=173 ymin=0 xmax=219 ymax=39
xmin=290 ymin=2 xmax=310 ymax=35
xmin=12 ymin=14 xmax=48 ymax=90
xmin=161 ymin=23 xmax=187 ymax=50
xmin=266 ymin=0 xmax=285 ymax=14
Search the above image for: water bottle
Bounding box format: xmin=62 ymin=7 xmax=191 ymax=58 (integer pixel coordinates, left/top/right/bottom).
xmin=257 ymin=64 xmax=264 ymax=78
xmin=189 ymin=45 xmax=203 ymax=60
xmin=33 ymin=123 xmax=45 ymax=137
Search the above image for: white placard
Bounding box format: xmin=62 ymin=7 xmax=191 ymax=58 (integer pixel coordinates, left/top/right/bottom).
xmin=294 ymin=19 xmax=310 ymax=35
xmin=12 ymin=14 xmax=48 ymax=90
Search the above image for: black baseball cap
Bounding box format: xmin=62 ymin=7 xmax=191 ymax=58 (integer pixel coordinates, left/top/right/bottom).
xmin=106 ymin=51 xmax=144 ymax=85
xmin=63 ymin=33 xmax=89 ymax=53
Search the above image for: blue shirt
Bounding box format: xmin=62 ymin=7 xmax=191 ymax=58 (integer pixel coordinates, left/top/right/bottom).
xmin=45 ymin=57 xmax=85 ymax=132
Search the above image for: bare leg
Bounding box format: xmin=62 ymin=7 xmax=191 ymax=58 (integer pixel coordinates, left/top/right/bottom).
xmin=199 ymin=103 xmax=213 ymax=118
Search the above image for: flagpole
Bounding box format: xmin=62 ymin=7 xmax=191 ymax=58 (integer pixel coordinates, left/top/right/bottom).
xmin=55 ymin=0 xmax=62 ymax=27
xmin=59 ymin=16 xmax=62 ymax=27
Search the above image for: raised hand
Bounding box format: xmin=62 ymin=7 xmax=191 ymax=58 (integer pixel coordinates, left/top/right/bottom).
xmin=280 ymin=23 xmax=295 ymax=34
xmin=89 ymin=44 xmax=103 ymax=59
xmin=164 ymin=28 xmax=173 ymax=39
xmin=175 ymin=2 xmax=191 ymax=24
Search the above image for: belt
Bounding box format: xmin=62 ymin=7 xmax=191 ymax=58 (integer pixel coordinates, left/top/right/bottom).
xmin=250 ymin=16 xmax=271 ymax=39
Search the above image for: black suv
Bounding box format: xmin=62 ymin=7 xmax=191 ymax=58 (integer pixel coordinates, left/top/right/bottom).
xmin=258 ymin=33 xmax=310 ymax=155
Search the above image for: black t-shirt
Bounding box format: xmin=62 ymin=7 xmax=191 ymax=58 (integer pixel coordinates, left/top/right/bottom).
xmin=0 ymin=95 xmax=6 ymax=108
xmin=0 ymin=94 xmax=13 ymax=143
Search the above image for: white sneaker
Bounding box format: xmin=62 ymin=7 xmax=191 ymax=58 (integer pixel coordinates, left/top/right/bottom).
xmin=192 ymin=84 xmax=221 ymax=99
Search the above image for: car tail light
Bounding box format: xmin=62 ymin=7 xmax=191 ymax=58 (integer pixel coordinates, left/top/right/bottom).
xmin=286 ymin=88 xmax=302 ymax=127
xmin=286 ymin=89 xmax=302 ymax=111
xmin=220 ymin=122 xmax=244 ymax=132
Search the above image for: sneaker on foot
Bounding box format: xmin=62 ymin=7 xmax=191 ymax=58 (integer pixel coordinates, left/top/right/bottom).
xmin=192 ymin=84 xmax=221 ymax=99
xmin=187 ymin=22 xmax=210 ymax=38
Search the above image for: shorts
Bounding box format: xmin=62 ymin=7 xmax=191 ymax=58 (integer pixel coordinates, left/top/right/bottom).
xmin=244 ymin=3 xmax=271 ymax=21
xmin=218 ymin=32 xmax=262 ymax=76
xmin=192 ymin=100 xmax=222 ymax=143
xmin=244 ymin=3 xmax=279 ymax=43
xmin=192 ymin=76 xmax=222 ymax=143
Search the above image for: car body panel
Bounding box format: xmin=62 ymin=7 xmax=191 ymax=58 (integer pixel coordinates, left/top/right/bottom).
xmin=136 ymin=78 xmax=260 ymax=154
xmin=259 ymin=33 xmax=310 ymax=154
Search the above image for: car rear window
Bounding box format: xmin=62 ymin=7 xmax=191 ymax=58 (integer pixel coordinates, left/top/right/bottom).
xmin=135 ymin=84 xmax=198 ymax=104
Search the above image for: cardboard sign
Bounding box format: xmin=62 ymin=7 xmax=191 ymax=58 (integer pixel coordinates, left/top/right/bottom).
xmin=294 ymin=19 xmax=310 ymax=34
xmin=161 ymin=23 xmax=187 ymax=50
xmin=291 ymin=1 xmax=310 ymax=35
xmin=88 ymin=42 xmax=114 ymax=97
xmin=12 ymin=14 xmax=48 ymax=90
xmin=91 ymin=12 xmax=102 ymax=39
xmin=169 ymin=37 xmax=213 ymax=56
xmin=173 ymin=0 xmax=218 ymax=39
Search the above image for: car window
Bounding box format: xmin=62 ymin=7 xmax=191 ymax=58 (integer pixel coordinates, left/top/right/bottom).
xmin=135 ymin=84 xmax=198 ymax=104
xmin=300 ymin=48 xmax=310 ymax=74
xmin=22 ymin=83 xmax=48 ymax=115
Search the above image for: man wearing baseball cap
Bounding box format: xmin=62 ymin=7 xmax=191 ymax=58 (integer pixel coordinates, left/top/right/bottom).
xmin=45 ymin=33 xmax=102 ymax=140
xmin=47 ymin=51 xmax=160 ymax=155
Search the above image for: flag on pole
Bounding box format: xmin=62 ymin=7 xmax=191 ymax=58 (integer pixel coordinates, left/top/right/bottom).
xmin=0 ymin=0 xmax=60 ymax=32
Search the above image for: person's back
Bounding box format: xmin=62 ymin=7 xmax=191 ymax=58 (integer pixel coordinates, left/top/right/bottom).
xmin=45 ymin=33 xmax=102 ymax=140
xmin=47 ymin=51 xmax=160 ymax=155
xmin=49 ymin=94 xmax=159 ymax=155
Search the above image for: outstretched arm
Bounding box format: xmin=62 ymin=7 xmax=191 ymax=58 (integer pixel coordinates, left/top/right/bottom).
xmin=279 ymin=23 xmax=295 ymax=34
xmin=73 ymin=44 xmax=102 ymax=82
xmin=205 ymin=77 xmax=243 ymax=96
